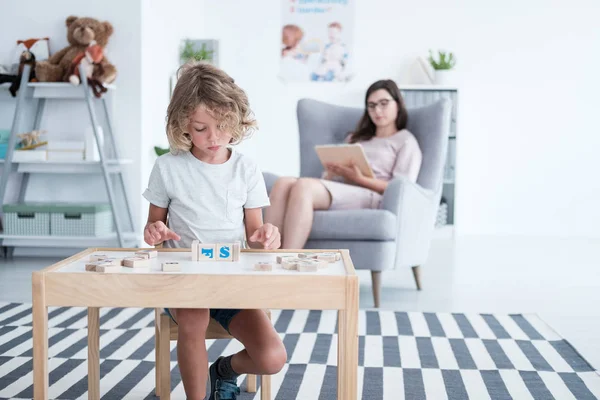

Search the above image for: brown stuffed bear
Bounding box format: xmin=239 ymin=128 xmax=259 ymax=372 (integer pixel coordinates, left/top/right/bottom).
xmin=35 ymin=16 xmax=117 ymax=84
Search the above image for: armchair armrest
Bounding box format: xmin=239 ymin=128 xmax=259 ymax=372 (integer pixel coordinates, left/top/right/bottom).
xmin=262 ymin=172 xmax=280 ymax=194
xmin=381 ymin=177 xmax=440 ymax=269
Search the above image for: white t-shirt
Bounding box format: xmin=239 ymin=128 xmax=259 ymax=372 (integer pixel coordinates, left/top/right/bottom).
xmin=142 ymin=148 xmax=270 ymax=248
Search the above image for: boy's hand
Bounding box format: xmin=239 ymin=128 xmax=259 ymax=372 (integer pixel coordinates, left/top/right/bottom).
xmin=249 ymin=223 xmax=281 ymax=250
xmin=144 ymin=221 xmax=181 ymax=246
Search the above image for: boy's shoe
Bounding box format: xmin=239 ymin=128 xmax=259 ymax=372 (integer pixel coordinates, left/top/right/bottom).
xmin=207 ymin=357 xmax=241 ymax=400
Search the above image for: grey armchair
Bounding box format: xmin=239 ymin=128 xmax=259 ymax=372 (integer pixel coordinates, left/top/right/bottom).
xmin=263 ymin=98 xmax=451 ymax=307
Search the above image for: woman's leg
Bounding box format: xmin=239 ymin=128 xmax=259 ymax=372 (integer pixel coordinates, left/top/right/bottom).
xmin=282 ymin=178 xmax=332 ymax=249
xmin=227 ymin=310 xmax=287 ymax=375
xmin=264 ymin=177 xmax=298 ymax=243
xmin=170 ymin=308 xmax=211 ymax=400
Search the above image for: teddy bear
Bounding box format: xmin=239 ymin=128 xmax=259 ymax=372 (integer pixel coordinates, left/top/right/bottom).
xmin=35 ymin=16 xmax=117 ymax=85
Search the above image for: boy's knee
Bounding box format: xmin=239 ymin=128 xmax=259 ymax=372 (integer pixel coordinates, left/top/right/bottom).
xmin=176 ymin=308 xmax=210 ymax=336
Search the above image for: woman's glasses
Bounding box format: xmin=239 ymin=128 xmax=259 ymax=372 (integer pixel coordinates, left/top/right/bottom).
xmin=367 ymin=98 xmax=394 ymax=111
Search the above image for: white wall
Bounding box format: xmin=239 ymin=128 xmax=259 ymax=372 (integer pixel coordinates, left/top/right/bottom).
xmin=0 ymin=0 xmax=143 ymax=251
xmin=140 ymin=0 xmax=206 ymax=234
xmin=200 ymin=0 xmax=600 ymax=238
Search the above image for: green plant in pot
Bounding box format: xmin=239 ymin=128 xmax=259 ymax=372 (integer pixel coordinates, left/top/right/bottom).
xmin=428 ymin=50 xmax=457 ymax=85
xmin=180 ymin=40 xmax=214 ymax=64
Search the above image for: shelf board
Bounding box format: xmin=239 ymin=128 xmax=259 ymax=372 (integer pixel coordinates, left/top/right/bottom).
xmin=1 ymin=82 xmax=115 ymax=99
xmin=0 ymin=159 xmax=132 ymax=174
xmin=0 ymin=232 xmax=139 ymax=248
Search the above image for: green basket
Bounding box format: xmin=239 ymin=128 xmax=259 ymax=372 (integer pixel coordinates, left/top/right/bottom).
xmin=49 ymin=204 xmax=113 ymax=236
xmin=2 ymin=203 xmax=114 ymax=237
xmin=3 ymin=203 xmax=52 ymax=236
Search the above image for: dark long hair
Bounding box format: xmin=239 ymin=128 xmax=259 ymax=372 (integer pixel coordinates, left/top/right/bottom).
xmin=347 ymin=80 xmax=408 ymax=144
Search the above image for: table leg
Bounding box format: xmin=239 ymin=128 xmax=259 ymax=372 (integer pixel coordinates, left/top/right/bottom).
xmin=338 ymin=276 xmax=359 ymax=399
xmin=33 ymin=272 xmax=48 ymax=400
xmin=88 ymin=307 xmax=100 ymax=400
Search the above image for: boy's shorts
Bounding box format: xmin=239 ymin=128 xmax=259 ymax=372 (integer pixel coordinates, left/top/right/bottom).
xmin=164 ymin=308 xmax=241 ymax=334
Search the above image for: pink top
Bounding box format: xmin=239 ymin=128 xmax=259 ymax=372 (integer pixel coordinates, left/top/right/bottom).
xmin=357 ymin=129 xmax=422 ymax=183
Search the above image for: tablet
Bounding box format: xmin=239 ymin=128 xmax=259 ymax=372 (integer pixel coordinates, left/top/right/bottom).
xmin=314 ymin=144 xmax=375 ymax=178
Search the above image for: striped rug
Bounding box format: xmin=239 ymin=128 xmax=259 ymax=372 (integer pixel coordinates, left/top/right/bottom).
xmin=0 ymin=302 xmax=599 ymax=399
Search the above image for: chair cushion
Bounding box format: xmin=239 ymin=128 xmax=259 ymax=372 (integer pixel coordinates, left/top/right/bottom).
xmin=309 ymin=209 xmax=397 ymax=241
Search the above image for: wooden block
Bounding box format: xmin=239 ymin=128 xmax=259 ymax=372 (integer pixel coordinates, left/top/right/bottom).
xmin=96 ymin=264 xmax=121 ymax=273
xmin=316 ymin=252 xmax=337 ymax=263
xmin=101 ymin=258 xmax=122 ymax=266
xmin=315 ymin=259 xmax=328 ymax=269
xmin=254 ymin=262 xmax=273 ymax=271
xmin=85 ymin=262 xmax=102 ymax=272
xmin=191 ymin=240 xmax=200 ymax=261
xmin=161 ymin=262 xmax=180 ymax=272
xmin=297 ymin=260 xmax=318 ymax=272
xmin=232 ymin=241 xmax=241 ymax=261
xmin=216 ymin=243 xmax=233 ymax=261
xmin=198 ymin=243 xmax=216 ymax=261
xmin=122 ymin=257 xmax=150 ymax=268
xmin=297 ymin=252 xmax=317 ymax=259
xmin=276 ymin=255 xmax=295 ymax=264
xmin=135 ymin=250 xmax=158 ymax=259
xmin=335 ymin=252 xmax=341 ymax=261
xmin=282 ymin=258 xmax=300 ymax=270
xmin=89 ymin=254 xmax=108 ymax=262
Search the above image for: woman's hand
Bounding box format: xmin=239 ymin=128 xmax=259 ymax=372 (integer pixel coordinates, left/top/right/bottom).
xmin=325 ymin=162 xmax=365 ymax=185
xmin=144 ymin=221 xmax=181 ymax=246
xmin=248 ymin=223 xmax=281 ymax=250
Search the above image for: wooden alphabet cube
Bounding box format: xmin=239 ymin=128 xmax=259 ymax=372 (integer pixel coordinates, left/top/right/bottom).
xmin=216 ymin=243 xmax=233 ymax=261
xmin=282 ymin=258 xmax=301 ymax=270
xmin=316 ymin=252 xmax=337 ymax=263
xmin=297 ymin=260 xmax=318 ymax=272
xmin=232 ymin=241 xmax=241 ymax=262
xmin=122 ymin=257 xmax=150 ymax=268
xmin=277 ymin=255 xmax=295 ymax=264
xmin=85 ymin=261 xmax=102 ymax=272
xmin=297 ymin=252 xmax=318 ymax=259
xmin=101 ymin=258 xmax=122 ymax=266
xmin=198 ymin=244 xmax=216 ymax=261
xmin=89 ymin=254 xmax=108 ymax=262
xmin=191 ymin=240 xmax=200 ymax=261
xmin=96 ymin=263 xmax=122 ymax=273
xmin=162 ymin=262 xmax=180 ymax=272
xmin=254 ymin=262 xmax=273 ymax=271
xmin=135 ymin=250 xmax=158 ymax=259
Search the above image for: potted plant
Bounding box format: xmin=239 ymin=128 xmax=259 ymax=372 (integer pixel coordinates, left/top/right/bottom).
xmin=428 ymin=50 xmax=456 ymax=85
xmin=180 ymin=39 xmax=215 ymax=65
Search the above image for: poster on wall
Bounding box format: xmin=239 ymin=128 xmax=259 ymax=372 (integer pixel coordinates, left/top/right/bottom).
xmin=280 ymin=0 xmax=354 ymax=83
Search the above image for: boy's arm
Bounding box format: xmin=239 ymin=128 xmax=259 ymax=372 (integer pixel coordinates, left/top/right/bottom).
xmin=244 ymin=208 xmax=280 ymax=249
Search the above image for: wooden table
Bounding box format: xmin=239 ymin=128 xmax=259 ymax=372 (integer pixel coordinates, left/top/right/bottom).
xmin=32 ymin=247 xmax=359 ymax=399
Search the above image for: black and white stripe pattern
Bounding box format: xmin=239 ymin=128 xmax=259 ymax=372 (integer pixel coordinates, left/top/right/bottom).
xmin=1 ymin=302 xmax=599 ymax=399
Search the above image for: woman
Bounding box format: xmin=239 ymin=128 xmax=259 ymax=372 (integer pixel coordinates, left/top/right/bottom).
xmin=265 ymin=79 xmax=422 ymax=249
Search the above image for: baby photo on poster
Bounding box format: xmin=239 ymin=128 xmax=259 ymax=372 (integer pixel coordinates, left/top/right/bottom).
xmin=280 ymin=0 xmax=354 ymax=83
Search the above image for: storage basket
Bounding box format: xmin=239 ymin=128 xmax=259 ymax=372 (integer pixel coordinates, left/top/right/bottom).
xmin=50 ymin=204 xmax=113 ymax=236
xmin=2 ymin=203 xmax=51 ymax=236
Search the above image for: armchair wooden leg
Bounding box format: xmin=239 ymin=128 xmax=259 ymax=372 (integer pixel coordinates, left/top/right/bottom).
xmin=247 ymin=373 xmax=257 ymax=392
xmin=412 ymin=265 xmax=422 ymax=290
xmin=371 ymin=271 xmax=381 ymax=308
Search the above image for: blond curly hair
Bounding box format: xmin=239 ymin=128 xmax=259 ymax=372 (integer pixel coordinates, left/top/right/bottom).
xmin=166 ymin=62 xmax=257 ymax=152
